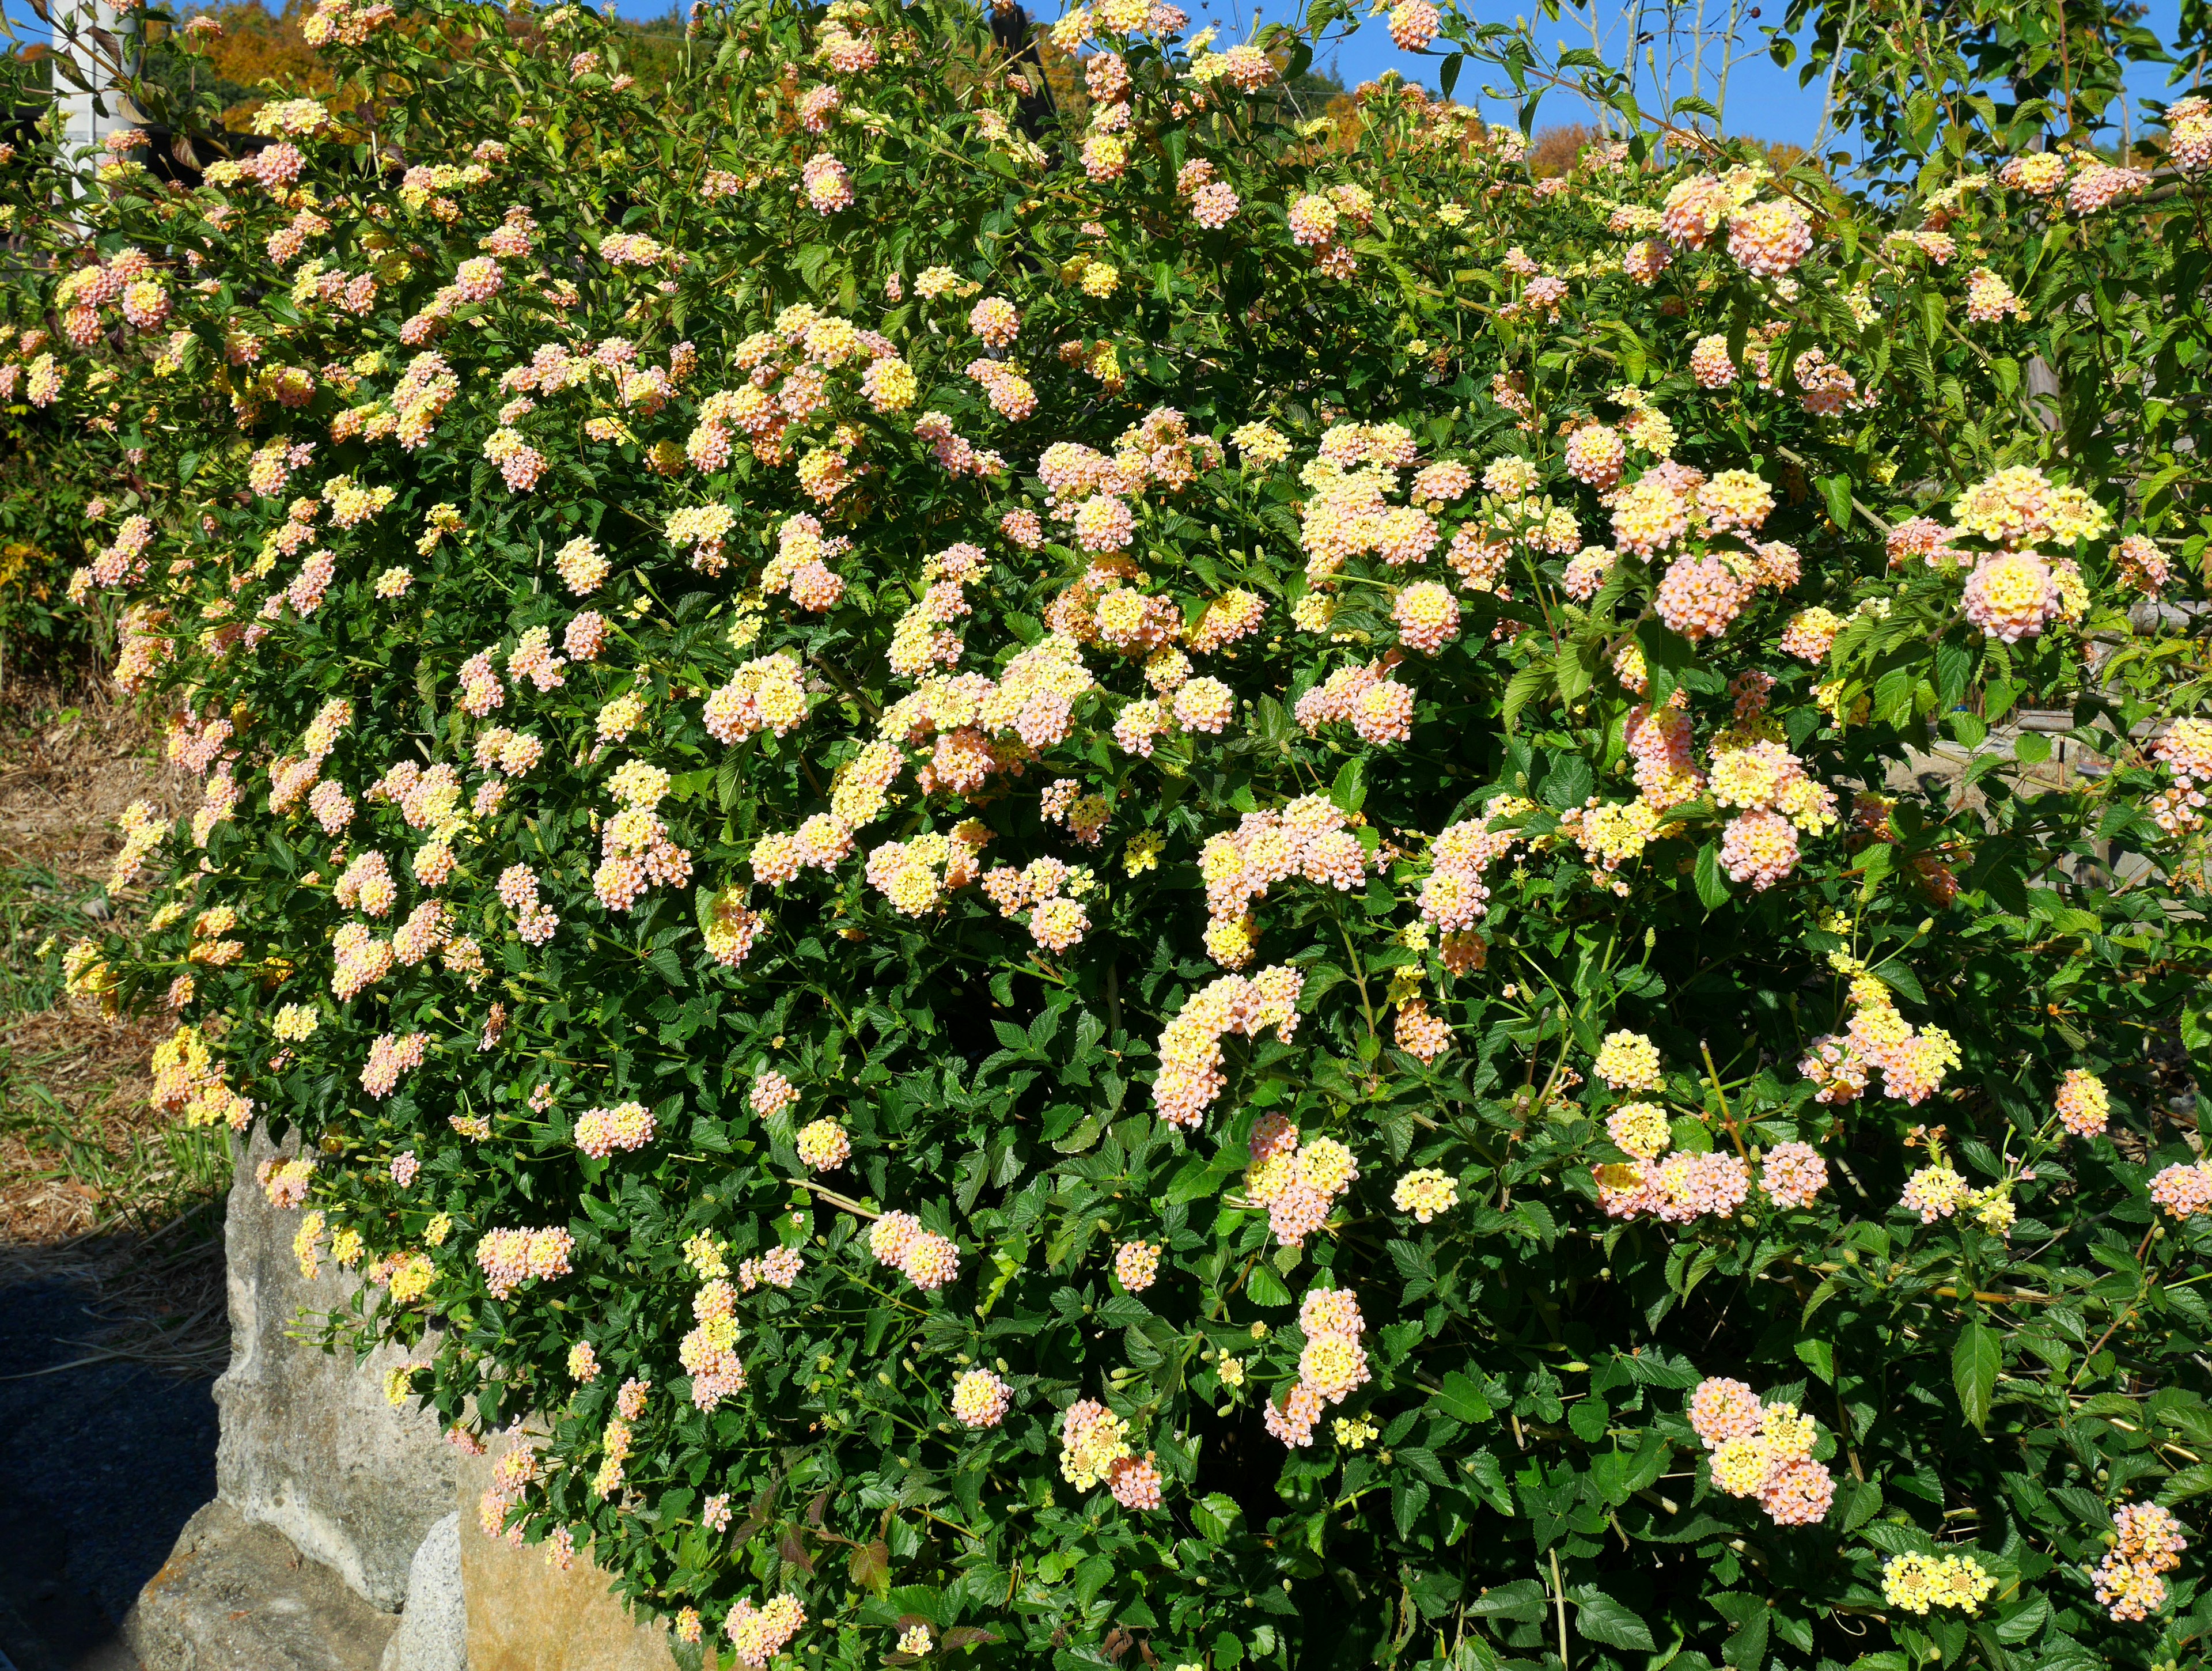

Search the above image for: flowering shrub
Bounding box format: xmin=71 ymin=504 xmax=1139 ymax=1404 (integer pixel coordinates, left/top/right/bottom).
xmin=21 ymin=0 xmax=2212 ymax=1665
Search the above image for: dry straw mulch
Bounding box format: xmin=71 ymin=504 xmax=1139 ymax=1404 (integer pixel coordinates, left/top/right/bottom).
xmin=0 ymin=675 xmax=229 ymax=1378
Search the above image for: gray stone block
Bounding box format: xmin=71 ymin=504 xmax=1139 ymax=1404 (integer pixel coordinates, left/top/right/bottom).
xmin=122 ymin=1500 xmax=397 ymax=1671
xmin=213 ymin=1126 xmax=456 ymax=1611
xmin=380 ymin=1514 xmax=468 ymax=1671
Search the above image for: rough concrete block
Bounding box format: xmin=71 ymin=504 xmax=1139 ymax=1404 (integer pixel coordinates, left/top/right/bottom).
xmin=122 ymin=1500 xmax=397 ymax=1671
xmin=380 ymin=1514 xmax=468 ymax=1671
xmin=213 ymin=1126 xmax=456 ymax=1611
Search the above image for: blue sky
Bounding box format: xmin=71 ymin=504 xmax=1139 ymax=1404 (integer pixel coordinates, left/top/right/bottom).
xmin=7 ymin=0 xmax=2199 ymax=153
xmin=1172 ymin=0 xmax=2202 ymax=151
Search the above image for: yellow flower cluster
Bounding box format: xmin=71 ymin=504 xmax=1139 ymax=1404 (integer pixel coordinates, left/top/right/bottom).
xmin=1880 ymin=1551 xmax=1996 ymax=1616
xmin=1593 ymin=1029 xmax=1664 ymax=1092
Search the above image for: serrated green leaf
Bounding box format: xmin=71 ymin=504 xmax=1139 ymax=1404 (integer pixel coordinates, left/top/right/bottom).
xmin=1953 ymin=1320 xmax=1999 ymax=1431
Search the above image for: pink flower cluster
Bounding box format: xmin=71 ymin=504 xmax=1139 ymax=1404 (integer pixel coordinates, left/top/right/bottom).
xmin=1726 ymin=202 xmax=1813 ymax=277
xmin=1107 ymin=1453 xmax=1163 ymax=1509
xmin=1565 ymin=423 xmax=1625 ymax=488
xmin=1961 ymin=552 xmax=2060 ymax=643
xmin=738 ymin=1246 xmax=803 ymax=1291
xmin=497 ymin=863 xmax=560 ymax=945
xmin=725 ymin=1594 xmax=805 ymax=1668
xmin=1718 ymin=809 xmax=1798 ymax=891
xmin=1655 ymin=554 xmax=1754 ymax=641
xmin=800 ymin=151 xmax=852 ymax=214
xmin=1244 ymin=1115 xmax=1359 ymax=1246
xmin=475 ymin=1226 xmax=575 ymax=1299
xmin=2067 ymin=161 xmax=2150 ymax=215
xmin=1151 ymin=966 xmax=1303 ymax=1126
xmin=2055 ymin=1068 xmax=2109 ymax=1138
xmin=2095 ymin=1501 xmax=2188 ymax=1621
xmin=360 ymin=1030 xmax=426 ymax=1098
xmin=1624 ymin=702 xmax=1704 ymax=809
xmin=1196 ymin=797 xmax=1371 ymax=968
xmin=574 ymin=1100 xmax=656 ymax=1158
xmin=679 ymin=1282 xmax=747 ymax=1411
xmin=1594 ymin=1149 xmax=1751 ymax=1222
xmin=1690 ymin=1378 xmax=1837 ymax=1526
xmin=1295 ymin=660 xmax=1416 ymax=747
xmin=2150 ymin=1160 xmax=2212 ymax=1219
xmin=951 ymin=1367 xmax=1012 ymax=1429
xmin=868 ymin=1210 xmax=960 ymax=1290
xmin=1760 ymin=1142 xmax=1828 ymax=1208
xmin=1658 ymin=175 xmax=1731 ymax=249
xmin=1393 ymin=997 xmax=1453 ymax=1062
xmin=1392 ymin=579 xmax=1460 ymax=653
xmin=592 ymin=808 xmax=692 ymax=914
xmin=2115 ymin=534 xmax=2172 ymax=596
xmin=256 ymin=1155 xmax=315 ymax=1209
xmin=1799 ymin=993 xmax=1960 ymax=1107
xmin=1266 ymin=1287 xmax=1370 ymax=1447
xmin=1419 ymin=814 xmax=1514 ymax=931
xmin=2152 ymin=717 xmax=2212 ymax=787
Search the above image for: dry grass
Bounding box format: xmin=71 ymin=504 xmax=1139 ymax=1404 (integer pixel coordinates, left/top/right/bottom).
xmin=0 ymin=672 xmax=230 ymax=1377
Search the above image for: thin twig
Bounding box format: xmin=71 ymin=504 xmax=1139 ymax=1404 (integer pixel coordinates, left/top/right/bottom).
xmin=786 ymin=1177 xmax=881 ymax=1221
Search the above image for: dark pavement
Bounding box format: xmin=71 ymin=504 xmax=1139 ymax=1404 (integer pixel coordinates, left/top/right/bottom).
xmin=0 ymin=1265 xmax=219 ymax=1671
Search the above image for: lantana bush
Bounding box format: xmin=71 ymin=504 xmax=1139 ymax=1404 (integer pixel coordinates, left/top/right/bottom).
xmin=18 ymin=0 xmax=2212 ymax=1664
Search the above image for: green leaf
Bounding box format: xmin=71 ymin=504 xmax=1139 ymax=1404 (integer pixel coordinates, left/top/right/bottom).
xmin=2157 ymin=1462 xmax=2212 ymax=1503
xmin=1693 ymin=843 xmax=1732 ymax=910
xmin=1555 ymin=639 xmax=1596 ymax=704
xmin=1331 ymin=757 xmax=1366 ymax=814
xmin=1464 ymin=1579 xmax=1547 ymax=1622
xmin=1537 ymin=753 xmax=1592 ymax=810
xmin=1502 ymin=658 xmax=1555 ymax=730
xmin=1993 ymin=1595 xmax=2050 ymax=1645
xmin=1392 ymin=1476 xmax=1430 ymax=1538
xmin=1051 ymin=1115 xmax=1103 ymax=1154
xmin=1821 ymin=475 xmax=1853 ymax=529
xmin=1793 ymin=1337 xmax=1834 ymax=1384
xmin=1397 ymin=1445 xmax=1449 ymax=1485
xmin=1567 ymin=1398 xmax=1609 ymax=1443
xmin=1722 ymin=1602 xmax=1770 ymax=1670
xmin=1570 ymin=1590 xmax=1655 ymax=1653
xmin=1836 ymin=1476 xmax=1883 ymax=1532
xmin=849 ymin=1539 xmax=890 ymax=1594
xmin=1433 ymin=1370 xmax=1493 ymax=1424
xmin=1953 ymin=1320 xmax=1999 ymax=1432
xmin=1245 ymin=1261 xmax=1293 ymax=1308
xmin=1857 ymin=840 xmax=1896 ymax=901
xmin=1190 ymin=1492 xmax=1243 ymax=1543
xmin=1465 ymin=1449 xmax=1514 ymax=1515
xmin=2157 ymin=1404 xmax=2212 ymax=1449
xmin=1165 ymin=1149 xmax=1238 ymax=1204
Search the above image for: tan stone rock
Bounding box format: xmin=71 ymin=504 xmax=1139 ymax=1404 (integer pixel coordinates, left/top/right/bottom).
xmin=456 ymin=1443 xmax=676 ymax=1671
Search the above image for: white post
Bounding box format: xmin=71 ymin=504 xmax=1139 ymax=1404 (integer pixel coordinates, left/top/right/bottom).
xmin=52 ymin=0 xmax=131 ymax=167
